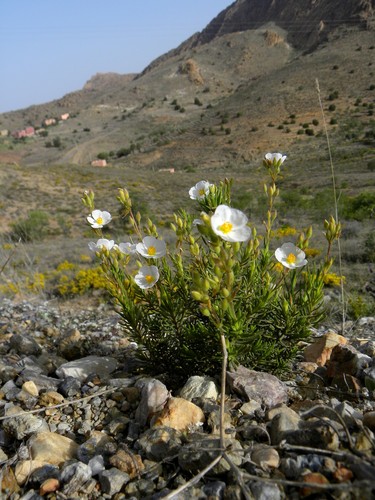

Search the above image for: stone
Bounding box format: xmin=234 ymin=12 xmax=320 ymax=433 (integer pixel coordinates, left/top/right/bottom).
xmin=303 ymin=331 xmax=348 ymax=366
xmin=9 ymin=333 xmax=42 ymax=356
xmin=137 ymin=426 xmax=182 ymax=461
xmin=178 ymin=436 xmax=243 ymax=475
xmin=135 ymin=378 xmax=169 ymax=427
xmin=363 ymin=411 xmax=375 ymax=431
xmin=18 ymin=370 xmax=60 ymax=391
xmin=109 ymin=449 xmax=144 ymax=478
xmin=1 ymin=466 xmax=20 ymax=494
xmin=60 ymin=461 xmax=92 ymax=496
xmin=363 ymin=366 xmax=375 ymax=391
xmin=39 ymin=478 xmax=60 ymax=495
xmin=251 ymin=445 xmax=280 ymax=470
xmin=99 ymin=467 xmax=130 ymax=496
xmin=88 ymin=455 xmax=105 ymax=476
xmin=227 ymin=366 xmax=288 ymax=409
xmin=240 ymin=400 xmax=262 ymax=416
xmin=250 ymin=481 xmax=282 ymax=500
xmin=77 ymin=431 xmax=116 ymax=463
xmin=300 ymin=471 xmax=330 ymax=497
xmin=152 ymin=397 xmax=205 ymax=431
xmin=29 ymin=432 xmax=78 ymax=465
xmin=38 ymin=390 xmax=65 ymax=406
xmin=3 ymin=404 xmax=49 ymax=439
xmin=179 ymin=375 xmax=219 ymax=401
xmin=202 ymin=481 xmax=226 ymax=499
xmin=55 ymin=355 xmax=119 ymax=382
xmin=326 ymin=344 xmax=372 ymax=379
xmin=15 ymin=460 xmax=47 ymax=485
xmin=58 ymin=376 xmax=82 ymax=397
xmin=269 ymin=407 xmax=301 ymax=445
xmin=57 ymin=328 xmax=82 ymax=360
xmin=22 ymin=380 xmax=39 ymax=397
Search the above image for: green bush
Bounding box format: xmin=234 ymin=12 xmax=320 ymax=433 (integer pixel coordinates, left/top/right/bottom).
xmin=10 ymin=210 xmax=49 ymax=242
xmin=342 ymin=192 xmax=375 ymax=221
xmin=82 ymin=154 xmax=337 ymax=384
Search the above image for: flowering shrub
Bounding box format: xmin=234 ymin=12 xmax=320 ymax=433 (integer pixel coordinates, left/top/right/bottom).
xmin=82 ymin=153 xmax=340 ymax=383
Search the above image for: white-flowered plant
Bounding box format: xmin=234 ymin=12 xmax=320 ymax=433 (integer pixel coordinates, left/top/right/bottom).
xmin=134 ymin=265 xmax=159 ymax=289
xmin=211 ymin=205 xmax=251 ymax=242
xmin=136 ymin=236 xmax=167 ymax=259
xmin=87 ymin=209 xmax=112 ymax=229
xmin=82 ymin=152 xmax=337 ymax=383
xmin=88 ymin=238 xmax=115 ymax=252
xmin=189 ymin=180 xmax=213 ymax=200
xmin=275 ymin=242 xmax=308 ymax=269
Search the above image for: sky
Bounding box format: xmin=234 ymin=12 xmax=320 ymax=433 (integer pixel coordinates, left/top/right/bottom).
xmin=0 ymin=0 xmax=233 ymax=113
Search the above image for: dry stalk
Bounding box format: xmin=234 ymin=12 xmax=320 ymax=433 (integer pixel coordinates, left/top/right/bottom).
xmin=316 ymin=78 xmax=346 ymax=334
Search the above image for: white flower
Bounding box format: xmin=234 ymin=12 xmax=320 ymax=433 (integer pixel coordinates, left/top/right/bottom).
xmin=134 ymin=265 xmax=159 ymax=289
xmin=136 ymin=236 xmax=166 ymax=258
xmin=211 ymin=205 xmax=251 ymax=242
xmin=88 ymin=238 xmax=114 ymax=251
xmin=189 ymin=181 xmax=213 ymax=200
xmin=87 ymin=209 xmax=112 ymax=228
xmin=275 ymin=242 xmax=307 ymax=269
xmin=264 ymin=152 xmax=287 ymax=165
xmin=118 ymin=242 xmax=137 ymax=254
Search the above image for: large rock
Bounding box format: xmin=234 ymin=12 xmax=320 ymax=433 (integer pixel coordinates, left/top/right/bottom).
xmin=303 ymin=332 xmax=348 ymax=366
xmin=152 ymin=397 xmax=205 ymax=431
xmin=179 ymin=376 xmax=219 ymax=401
xmin=135 ymin=378 xmax=169 ymax=427
xmin=55 ymin=355 xmax=119 ymax=382
xmin=28 ymin=432 xmax=78 ymax=465
xmin=227 ymin=366 xmax=288 ymax=409
xmin=3 ymin=404 xmax=49 ymax=439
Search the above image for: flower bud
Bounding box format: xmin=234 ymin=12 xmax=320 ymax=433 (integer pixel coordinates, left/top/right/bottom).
xmin=191 ymin=291 xmax=202 ymax=301
xmin=201 ymin=307 xmax=211 ymax=317
xmin=203 ymin=279 xmax=211 ymax=291
xmin=221 ymin=288 xmax=230 ymax=298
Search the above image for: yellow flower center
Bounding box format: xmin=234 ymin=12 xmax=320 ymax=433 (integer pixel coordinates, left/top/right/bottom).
xmin=148 ymin=246 xmax=157 ymax=256
xmin=286 ymin=253 xmax=296 ymax=265
xmin=96 ymin=216 xmax=103 ymax=225
xmin=145 ymin=275 xmax=154 ymax=284
xmin=218 ymin=222 xmax=233 ymax=234
xmin=199 ymin=188 xmax=206 ymax=196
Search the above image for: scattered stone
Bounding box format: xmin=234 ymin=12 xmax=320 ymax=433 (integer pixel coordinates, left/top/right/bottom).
xmin=152 ymin=396 xmax=205 ymax=431
xmin=15 ymin=460 xmax=47 ymax=485
xmin=363 ymin=411 xmax=375 ymax=431
xmin=3 ymin=405 xmax=49 ymax=439
xmin=22 ymin=380 xmax=39 ymax=397
xmin=179 ymin=375 xmax=219 ymax=401
xmin=227 ymin=366 xmax=288 ymax=409
xmin=55 ymin=355 xmax=119 ymax=382
xmin=251 ymin=445 xmax=280 ymax=470
xmin=39 ymin=477 xmax=60 ymax=495
xmin=29 ymin=432 xmax=78 ymax=465
xmin=109 ymin=449 xmax=144 ymax=478
xmin=9 ymin=334 xmax=42 ymax=356
xmin=135 ymin=378 xmax=170 ymax=427
xmin=99 ymin=467 xmax=130 ymax=495
xmin=303 ymin=331 xmax=348 ymax=366
xmin=60 ymin=461 xmax=92 ymax=496
xmin=137 ymin=427 xmax=182 ymax=461
xmin=77 ymin=431 xmax=116 ymax=463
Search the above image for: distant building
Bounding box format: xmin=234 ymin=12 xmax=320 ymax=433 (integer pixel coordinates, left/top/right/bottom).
xmin=60 ymin=113 xmax=70 ymax=120
xmin=0 ymin=129 xmax=8 ymax=137
xmin=158 ymin=168 xmax=175 ymax=173
xmin=91 ymin=159 xmax=107 ymax=167
xmin=12 ymin=126 xmax=35 ymax=139
xmin=44 ymin=118 xmax=56 ymax=126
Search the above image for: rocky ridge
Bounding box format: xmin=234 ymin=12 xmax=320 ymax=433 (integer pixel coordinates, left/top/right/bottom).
xmin=0 ymin=299 xmax=375 ymax=499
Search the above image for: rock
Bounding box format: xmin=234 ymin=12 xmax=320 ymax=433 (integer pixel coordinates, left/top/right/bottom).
xmin=58 ymin=376 xmax=82 ymax=397
xmin=39 ymin=478 xmax=60 ymax=495
xmin=269 ymin=407 xmax=301 ymax=445
xmin=1 ymin=466 xmax=20 ymax=495
xmin=251 ymin=445 xmax=280 ymax=470
xmin=300 ymin=471 xmax=330 ymax=497
xmin=135 ymin=378 xmax=169 ymax=426
xmin=22 ymin=380 xmax=39 ymax=397
xmin=303 ymin=331 xmax=348 ymax=366
xmin=137 ymin=427 xmax=182 ymax=461
xmin=29 ymin=432 xmax=78 ymax=465
xmin=109 ymin=449 xmax=144 ymax=478
xmin=179 ymin=375 xmax=219 ymax=401
xmin=178 ymin=436 xmax=242 ymax=475
xmin=326 ymin=344 xmax=372 ymax=379
xmin=77 ymin=431 xmax=116 ymax=463
xmin=363 ymin=411 xmax=375 ymax=431
xmin=38 ymin=390 xmax=64 ymax=406
xmin=227 ymin=366 xmax=288 ymax=409
xmin=9 ymin=334 xmax=42 ymax=356
xmin=99 ymin=467 xmax=130 ymax=495
xmin=250 ymin=481 xmax=282 ymax=500
xmin=3 ymin=405 xmax=49 ymax=439
xmin=202 ymin=481 xmax=226 ymax=498
xmin=18 ymin=370 xmax=60 ymax=391
xmin=57 ymin=328 xmax=82 ymax=359
xmin=363 ymin=365 xmax=375 ymax=391
xmin=88 ymin=455 xmax=105 ymax=476
xmin=152 ymin=397 xmax=205 ymax=431
xmin=55 ymin=355 xmax=119 ymax=382
xmin=240 ymin=400 xmax=262 ymax=416
xmin=15 ymin=460 xmax=47 ymax=485
xmin=60 ymin=461 xmax=92 ymax=496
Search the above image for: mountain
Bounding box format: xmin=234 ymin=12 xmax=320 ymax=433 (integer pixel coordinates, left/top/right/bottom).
xmin=0 ymin=0 xmax=374 ymax=169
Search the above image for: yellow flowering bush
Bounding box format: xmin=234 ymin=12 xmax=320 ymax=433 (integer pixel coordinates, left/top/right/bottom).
xmin=82 ymin=153 xmax=340 ymax=383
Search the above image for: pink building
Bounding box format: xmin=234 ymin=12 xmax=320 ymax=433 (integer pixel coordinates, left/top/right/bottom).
xmin=44 ymin=118 xmax=56 ymax=126
xmin=60 ymin=113 xmax=70 ymax=120
xmin=91 ymin=159 xmax=107 ymax=167
xmin=12 ymin=127 xmax=35 ymax=139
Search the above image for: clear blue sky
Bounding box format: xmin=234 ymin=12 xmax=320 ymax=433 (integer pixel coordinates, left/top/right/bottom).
xmin=0 ymin=0 xmax=233 ymax=113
